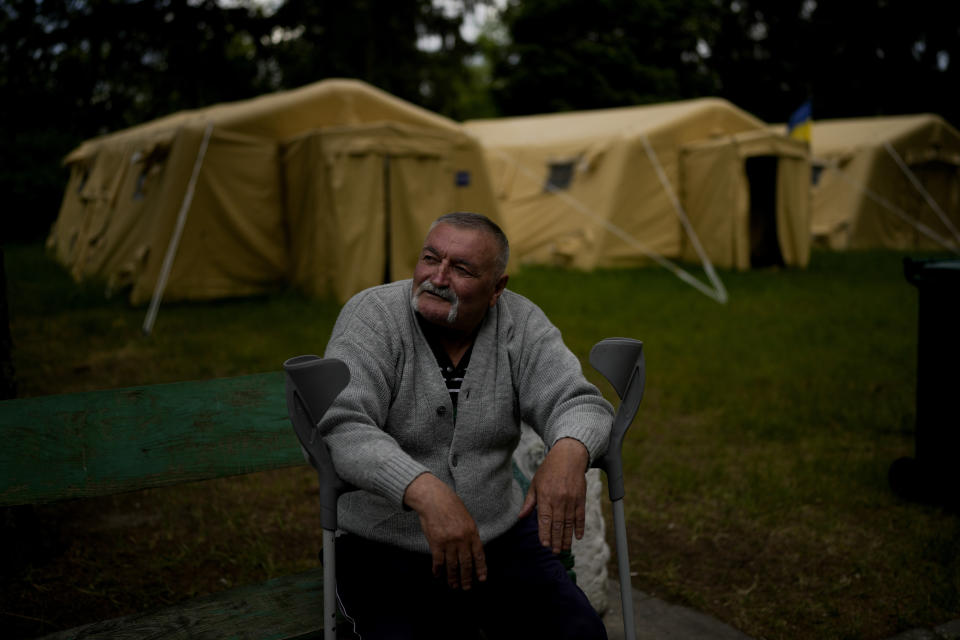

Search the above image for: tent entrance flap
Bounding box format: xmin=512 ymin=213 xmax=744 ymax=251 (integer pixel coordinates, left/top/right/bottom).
xmin=679 ymin=131 xmax=810 ymax=270
xmin=283 ymin=122 xmax=465 ymax=302
xmin=322 ymin=140 xmax=457 ymax=299
xmin=377 ymin=149 xmax=459 ymax=286
xmin=746 ymin=156 xmax=785 ymax=268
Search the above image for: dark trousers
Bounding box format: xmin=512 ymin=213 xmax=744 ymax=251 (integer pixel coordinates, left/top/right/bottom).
xmin=334 ymin=512 xmax=608 ymax=640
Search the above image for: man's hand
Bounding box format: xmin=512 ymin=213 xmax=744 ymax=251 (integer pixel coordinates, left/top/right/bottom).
xmin=517 ymin=437 xmax=589 ymax=553
xmin=404 ymin=473 xmax=487 ymax=590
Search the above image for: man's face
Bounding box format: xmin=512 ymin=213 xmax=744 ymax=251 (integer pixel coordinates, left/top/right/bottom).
xmin=411 ymin=222 xmax=508 ymax=333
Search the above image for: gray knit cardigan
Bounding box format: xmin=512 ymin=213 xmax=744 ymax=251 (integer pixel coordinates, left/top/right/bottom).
xmin=321 ymin=279 xmax=613 ymax=553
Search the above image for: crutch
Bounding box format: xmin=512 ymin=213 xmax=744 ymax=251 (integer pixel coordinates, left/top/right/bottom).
xmin=283 ymin=355 xmax=351 ymax=640
xmin=590 ymin=337 xmax=646 ymax=640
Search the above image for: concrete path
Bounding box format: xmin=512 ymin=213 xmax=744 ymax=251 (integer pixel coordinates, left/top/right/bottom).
xmin=602 ymin=580 xmax=960 ymax=640
xmin=603 ymin=580 xmax=755 ymax=640
xmin=884 ymin=620 xmax=960 ymax=640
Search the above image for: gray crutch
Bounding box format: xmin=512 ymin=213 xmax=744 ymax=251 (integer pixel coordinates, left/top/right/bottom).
xmin=283 ymin=355 xmax=351 ymax=640
xmin=590 ymin=337 xmax=646 ymax=640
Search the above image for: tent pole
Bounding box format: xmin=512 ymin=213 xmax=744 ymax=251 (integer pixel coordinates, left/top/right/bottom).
xmin=142 ymin=122 xmax=215 ymax=336
xmin=639 ymin=134 xmax=729 ymax=303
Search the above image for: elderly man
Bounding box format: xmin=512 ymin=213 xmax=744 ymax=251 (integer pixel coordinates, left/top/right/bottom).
xmin=321 ymin=211 xmax=613 ymax=639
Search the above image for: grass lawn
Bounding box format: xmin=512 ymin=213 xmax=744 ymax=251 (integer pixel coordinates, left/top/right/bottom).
xmin=2 ymin=243 xmax=958 ymax=639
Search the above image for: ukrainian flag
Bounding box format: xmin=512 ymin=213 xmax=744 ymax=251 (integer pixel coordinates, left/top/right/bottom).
xmin=787 ymin=100 xmax=812 ymax=143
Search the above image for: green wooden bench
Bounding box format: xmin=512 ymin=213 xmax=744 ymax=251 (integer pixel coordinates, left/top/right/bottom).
xmin=0 ymin=372 xmax=329 ymax=640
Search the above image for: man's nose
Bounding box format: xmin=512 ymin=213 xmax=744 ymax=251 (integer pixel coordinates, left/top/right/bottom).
xmin=431 ymin=261 xmax=451 ymax=286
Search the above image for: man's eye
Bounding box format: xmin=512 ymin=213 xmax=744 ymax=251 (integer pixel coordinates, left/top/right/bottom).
xmin=422 ymin=255 xmax=438 ymax=263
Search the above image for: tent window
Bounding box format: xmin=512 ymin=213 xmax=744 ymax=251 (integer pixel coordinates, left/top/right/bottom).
xmin=133 ymin=170 xmax=148 ymax=200
xmin=76 ymin=165 xmax=90 ymax=194
xmin=811 ymin=162 xmax=825 ymax=186
xmin=545 ymin=161 xmax=576 ymax=191
xmin=131 ymin=146 xmax=169 ymax=201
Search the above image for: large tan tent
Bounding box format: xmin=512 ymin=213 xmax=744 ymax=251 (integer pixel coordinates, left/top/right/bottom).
xmin=48 ymin=79 xmax=501 ymax=312
xmin=803 ymin=114 xmax=960 ymax=251
xmin=464 ymin=99 xmax=811 ymax=278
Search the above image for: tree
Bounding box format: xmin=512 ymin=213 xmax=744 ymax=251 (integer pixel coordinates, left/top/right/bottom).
xmin=698 ymin=0 xmax=960 ymax=125
xmin=489 ymin=0 xmax=721 ymax=115
xmin=0 ymin=0 xmax=277 ymax=242
xmin=263 ymin=0 xmax=488 ymax=119
xmin=487 ymin=0 xmax=960 ymax=127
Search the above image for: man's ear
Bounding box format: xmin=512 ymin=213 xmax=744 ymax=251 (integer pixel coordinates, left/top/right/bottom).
xmin=489 ymin=274 xmax=509 ymax=307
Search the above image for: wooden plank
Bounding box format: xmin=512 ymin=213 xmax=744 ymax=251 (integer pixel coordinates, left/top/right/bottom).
xmin=37 ymin=568 xmax=326 ymax=640
xmin=0 ymin=373 xmax=306 ymax=506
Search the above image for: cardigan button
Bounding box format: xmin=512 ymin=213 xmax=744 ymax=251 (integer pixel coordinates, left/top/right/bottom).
xmin=451 ymin=454 xmax=459 ymax=467
xmin=436 ymin=406 xmax=447 ymax=417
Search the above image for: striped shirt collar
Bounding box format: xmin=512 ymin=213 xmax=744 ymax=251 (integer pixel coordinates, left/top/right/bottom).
xmin=415 ymin=312 xmax=476 ymax=408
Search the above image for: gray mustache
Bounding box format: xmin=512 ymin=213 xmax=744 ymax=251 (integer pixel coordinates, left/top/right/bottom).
xmin=417 ymin=281 xmax=458 ymax=303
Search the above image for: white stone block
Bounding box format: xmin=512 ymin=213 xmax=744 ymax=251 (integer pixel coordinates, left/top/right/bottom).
xmin=513 ymin=424 xmax=610 ymax=615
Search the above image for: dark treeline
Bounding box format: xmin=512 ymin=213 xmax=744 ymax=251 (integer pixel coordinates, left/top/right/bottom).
xmin=2 ymin=0 xmax=958 ymax=242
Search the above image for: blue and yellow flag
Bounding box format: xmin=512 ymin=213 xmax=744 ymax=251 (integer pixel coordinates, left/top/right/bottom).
xmin=787 ymin=100 xmax=812 ymax=143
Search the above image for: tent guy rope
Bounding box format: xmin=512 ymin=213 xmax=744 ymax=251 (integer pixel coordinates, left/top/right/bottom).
xmin=882 ymin=140 xmax=960 ymax=247
xmin=825 ymin=155 xmax=960 ymax=254
xmin=490 ymin=148 xmax=729 ymax=304
xmin=639 ymin=134 xmax=728 ymax=303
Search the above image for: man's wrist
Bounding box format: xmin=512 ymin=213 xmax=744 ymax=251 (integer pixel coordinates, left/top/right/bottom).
xmin=402 ymin=471 xmax=441 ymax=513
xmin=551 ymin=437 xmax=590 ymax=471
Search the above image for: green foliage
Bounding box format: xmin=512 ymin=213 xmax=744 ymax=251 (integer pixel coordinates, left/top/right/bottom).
xmin=706 ymin=0 xmax=960 ymax=124
xmin=488 ymin=0 xmax=960 ymax=125
xmin=1 ymin=0 xmax=278 ymax=241
xmin=490 ymin=0 xmax=721 ymax=114
xmin=266 ymin=0 xmax=477 ymax=117
xmin=3 ymin=243 xmax=343 ymax=395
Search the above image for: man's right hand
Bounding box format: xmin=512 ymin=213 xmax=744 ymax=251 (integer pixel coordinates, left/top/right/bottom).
xmin=403 ymin=473 xmax=487 ymax=590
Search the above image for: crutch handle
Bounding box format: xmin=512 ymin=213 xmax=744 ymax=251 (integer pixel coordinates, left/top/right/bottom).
xmin=589 ymin=338 xmax=645 ymax=502
xmin=283 ymin=355 xmax=351 ymax=531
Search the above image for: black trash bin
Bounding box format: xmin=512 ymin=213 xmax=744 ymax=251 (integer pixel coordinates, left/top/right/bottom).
xmin=889 ymin=258 xmax=960 ymax=508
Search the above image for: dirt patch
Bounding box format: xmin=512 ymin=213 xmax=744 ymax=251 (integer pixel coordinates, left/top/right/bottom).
xmin=1 ymin=467 xmax=323 ymax=638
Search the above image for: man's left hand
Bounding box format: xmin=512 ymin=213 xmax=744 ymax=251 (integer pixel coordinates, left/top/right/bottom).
xmin=517 ymin=437 xmax=589 ymax=553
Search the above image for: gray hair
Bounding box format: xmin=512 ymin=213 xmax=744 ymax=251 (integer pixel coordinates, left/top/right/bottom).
xmin=430 ymin=212 xmax=510 ymax=276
